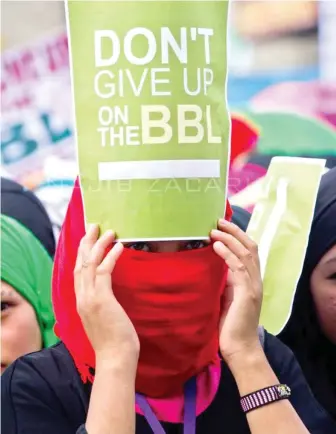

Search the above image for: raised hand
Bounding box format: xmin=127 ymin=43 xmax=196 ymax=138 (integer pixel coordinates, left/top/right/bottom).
xmin=211 ymin=220 xmax=263 ymax=366
xmin=74 ymin=224 xmax=139 ymax=363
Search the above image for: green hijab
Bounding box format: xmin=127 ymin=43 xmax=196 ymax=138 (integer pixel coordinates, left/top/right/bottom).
xmin=1 ymin=214 xmax=58 ymax=347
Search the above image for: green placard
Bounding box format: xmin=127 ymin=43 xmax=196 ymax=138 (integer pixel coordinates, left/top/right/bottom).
xmin=247 ymin=157 xmax=326 ymax=335
xmin=66 ymin=0 xmax=230 ymax=241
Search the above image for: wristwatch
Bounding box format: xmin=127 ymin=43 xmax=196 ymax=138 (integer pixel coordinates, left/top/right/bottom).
xmin=241 ymin=384 xmax=291 ymax=413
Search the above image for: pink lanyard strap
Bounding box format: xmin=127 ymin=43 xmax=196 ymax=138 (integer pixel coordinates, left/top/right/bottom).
xmin=135 ymin=377 xmax=197 ymax=434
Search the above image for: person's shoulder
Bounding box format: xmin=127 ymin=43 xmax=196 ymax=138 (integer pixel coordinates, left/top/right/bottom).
xmin=25 ymin=341 xmax=74 ymax=366
xmin=263 ymin=330 xmax=336 ymax=433
xmin=2 ymin=342 xmax=80 ymax=400
xmin=263 ymin=330 xmax=320 ymax=381
xmin=2 ymin=343 xmax=88 ymax=433
xmin=263 ymin=330 xmax=297 ymax=372
xmin=9 ymin=342 xmax=74 ymax=375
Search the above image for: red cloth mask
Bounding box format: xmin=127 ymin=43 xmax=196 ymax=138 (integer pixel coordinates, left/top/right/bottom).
xmin=53 ymin=179 xmax=231 ymax=398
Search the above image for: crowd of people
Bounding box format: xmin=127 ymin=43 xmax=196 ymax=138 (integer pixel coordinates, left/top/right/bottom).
xmin=1 ymin=163 xmax=336 ymax=434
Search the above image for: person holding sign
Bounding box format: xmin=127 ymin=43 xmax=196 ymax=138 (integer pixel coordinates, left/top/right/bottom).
xmin=3 ymin=1 xmax=334 ymax=433
xmin=2 ymin=181 xmax=335 ymax=434
xmin=280 ymin=168 xmax=336 ymax=421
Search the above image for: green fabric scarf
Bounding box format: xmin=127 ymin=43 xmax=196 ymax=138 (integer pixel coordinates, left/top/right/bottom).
xmin=1 ymin=214 xmax=58 ymax=347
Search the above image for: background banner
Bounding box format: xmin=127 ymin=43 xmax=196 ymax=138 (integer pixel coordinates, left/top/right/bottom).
xmin=1 ymin=31 xmax=75 ymax=188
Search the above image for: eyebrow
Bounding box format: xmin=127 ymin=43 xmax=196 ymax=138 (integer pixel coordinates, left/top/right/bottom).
xmin=323 ymin=257 xmax=336 ymax=267
xmin=0 ymin=288 xmax=15 ymax=298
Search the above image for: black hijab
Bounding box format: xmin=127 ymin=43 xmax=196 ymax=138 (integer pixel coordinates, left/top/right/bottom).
xmin=1 ymin=177 xmax=56 ymax=257
xmin=231 ymin=205 xmax=251 ymax=232
xmin=279 ymin=167 xmax=336 ymax=420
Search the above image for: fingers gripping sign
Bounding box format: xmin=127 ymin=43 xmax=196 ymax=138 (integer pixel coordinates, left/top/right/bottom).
xmin=74 ymin=224 xmax=139 ymax=361
xmin=211 ymin=220 xmax=263 ymax=365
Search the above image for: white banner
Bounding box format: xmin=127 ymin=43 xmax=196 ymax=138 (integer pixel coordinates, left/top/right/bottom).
xmin=1 ymin=31 xmax=69 ymax=112
xmin=1 ymin=32 xmax=76 ymax=188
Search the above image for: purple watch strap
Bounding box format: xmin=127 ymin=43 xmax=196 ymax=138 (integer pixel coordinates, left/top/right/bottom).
xmin=135 ymin=377 xmax=197 ymax=434
xmin=240 ymin=384 xmax=291 ymax=413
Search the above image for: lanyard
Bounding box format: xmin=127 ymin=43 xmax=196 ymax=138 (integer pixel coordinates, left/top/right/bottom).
xmin=135 ymin=377 xmax=197 ymax=434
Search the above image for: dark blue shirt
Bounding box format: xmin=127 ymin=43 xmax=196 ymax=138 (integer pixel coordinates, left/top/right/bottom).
xmin=2 ymin=332 xmax=335 ymax=433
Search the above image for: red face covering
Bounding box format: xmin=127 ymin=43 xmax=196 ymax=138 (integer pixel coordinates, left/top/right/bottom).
xmin=53 ymin=180 xmax=231 ymax=398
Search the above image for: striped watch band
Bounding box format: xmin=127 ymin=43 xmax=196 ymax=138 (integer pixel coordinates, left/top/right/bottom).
xmin=241 ymin=384 xmax=291 ymax=413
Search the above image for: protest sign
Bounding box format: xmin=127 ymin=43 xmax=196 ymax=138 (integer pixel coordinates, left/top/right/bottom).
xmin=247 ymin=157 xmax=326 ymax=335
xmin=1 ymin=31 xmax=76 ymax=188
xmin=1 ymin=31 xmax=69 ymax=112
xmin=66 ymin=0 xmax=230 ymax=240
xmin=0 ymin=81 xmax=75 ymax=188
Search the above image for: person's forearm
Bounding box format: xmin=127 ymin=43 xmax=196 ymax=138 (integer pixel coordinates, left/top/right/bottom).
xmin=228 ymin=347 xmax=310 ymax=434
xmin=85 ymin=354 xmax=137 ymax=434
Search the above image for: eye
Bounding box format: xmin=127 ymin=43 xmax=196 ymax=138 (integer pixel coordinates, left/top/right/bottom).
xmin=185 ymin=240 xmax=207 ymax=250
xmin=327 ymin=272 xmax=336 ymax=280
xmin=127 ymin=242 xmax=150 ymax=252
xmin=1 ymin=301 xmax=14 ymax=312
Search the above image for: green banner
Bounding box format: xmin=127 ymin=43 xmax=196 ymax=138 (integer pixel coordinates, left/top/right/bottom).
xmin=238 ymin=110 xmax=336 ymax=157
xmin=66 ymin=0 xmax=230 ymax=240
xmin=247 ymin=157 xmax=326 ymax=335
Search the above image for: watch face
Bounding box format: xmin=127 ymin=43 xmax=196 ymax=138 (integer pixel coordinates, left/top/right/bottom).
xmin=277 ymin=385 xmax=291 ymax=398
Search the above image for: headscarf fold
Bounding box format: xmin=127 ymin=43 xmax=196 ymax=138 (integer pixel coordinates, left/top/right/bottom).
xmin=1 ymin=177 xmax=55 ymax=257
xmin=1 ymin=214 xmax=57 ymax=347
xmin=300 ymin=168 xmax=336 ymax=274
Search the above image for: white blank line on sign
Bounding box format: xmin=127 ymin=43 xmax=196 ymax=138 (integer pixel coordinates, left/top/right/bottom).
xmin=98 ymin=160 xmax=220 ymax=180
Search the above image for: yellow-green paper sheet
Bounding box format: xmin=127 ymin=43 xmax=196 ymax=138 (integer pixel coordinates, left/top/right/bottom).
xmin=247 ymin=157 xmax=326 ymax=335
xmin=66 ymin=0 xmax=230 ymax=241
